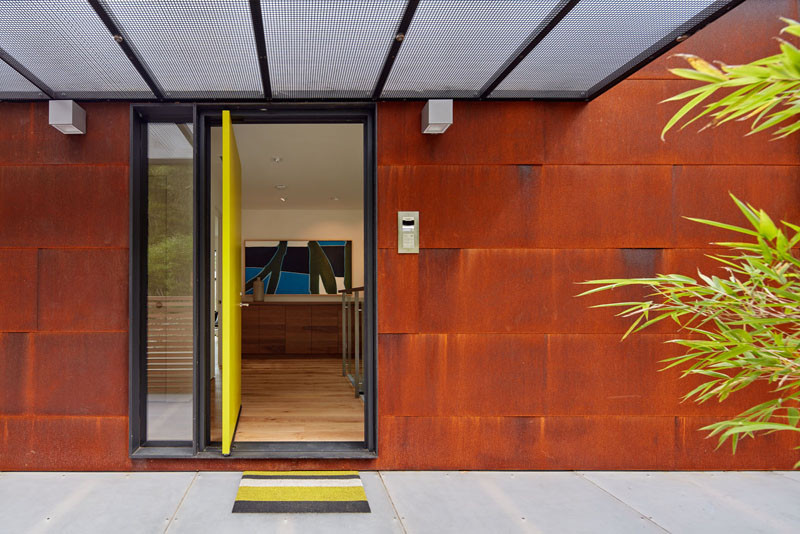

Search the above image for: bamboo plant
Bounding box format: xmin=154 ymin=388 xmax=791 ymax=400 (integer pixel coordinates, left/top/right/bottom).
xmin=583 ymin=19 xmax=800 ymax=465
xmin=580 ymin=198 xmax=800 ymax=464
xmin=662 ymin=18 xmax=800 ymax=140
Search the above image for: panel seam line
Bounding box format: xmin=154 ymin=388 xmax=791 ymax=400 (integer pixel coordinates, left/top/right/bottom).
xmin=164 ymin=470 xmax=198 ymax=533
xmin=378 ymin=471 xmax=408 ymax=534
xmin=576 ymin=472 xmax=671 ymax=533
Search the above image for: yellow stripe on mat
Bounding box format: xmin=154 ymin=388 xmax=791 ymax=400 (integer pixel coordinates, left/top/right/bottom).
xmin=236 ymin=486 xmax=367 ymax=502
xmin=232 ymin=471 xmax=371 ymax=513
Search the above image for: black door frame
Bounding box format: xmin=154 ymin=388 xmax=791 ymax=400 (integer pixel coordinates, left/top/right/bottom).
xmin=130 ymin=103 xmax=378 ymax=459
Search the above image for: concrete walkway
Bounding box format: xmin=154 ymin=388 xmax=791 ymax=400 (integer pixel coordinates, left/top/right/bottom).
xmin=1 ymin=471 xmax=799 ymax=533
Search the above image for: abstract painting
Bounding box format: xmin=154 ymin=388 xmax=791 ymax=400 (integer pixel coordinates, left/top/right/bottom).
xmin=244 ymin=240 xmax=352 ymax=295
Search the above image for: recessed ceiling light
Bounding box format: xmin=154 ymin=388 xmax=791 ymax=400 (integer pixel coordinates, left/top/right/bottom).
xmin=275 ymin=184 xmax=286 ymax=190
xmin=271 ymin=156 xmax=282 ymax=163
xmin=280 ymin=197 xmax=286 ymax=202
xmin=330 ymin=196 xmax=339 ymax=201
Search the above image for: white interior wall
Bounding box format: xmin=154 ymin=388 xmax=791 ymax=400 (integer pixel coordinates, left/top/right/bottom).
xmin=209 ymin=124 xmax=364 ymax=304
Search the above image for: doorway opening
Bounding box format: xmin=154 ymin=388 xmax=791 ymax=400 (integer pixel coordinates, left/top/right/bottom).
xmin=204 ymin=111 xmax=374 ymax=455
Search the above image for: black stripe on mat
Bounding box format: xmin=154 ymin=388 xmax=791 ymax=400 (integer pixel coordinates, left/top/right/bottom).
xmin=241 ymin=475 xmax=361 ymax=480
xmin=233 ymin=500 xmax=371 ymax=513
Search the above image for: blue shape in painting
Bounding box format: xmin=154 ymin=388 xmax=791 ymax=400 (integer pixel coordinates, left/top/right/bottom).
xmin=317 ymin=241 xmax=346 ymax=246
xmin=276 ymin=272 xmax=310 ymax=294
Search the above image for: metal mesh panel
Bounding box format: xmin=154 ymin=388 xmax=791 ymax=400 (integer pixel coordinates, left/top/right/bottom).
xmin=261 ymin=0 xmax=407 ymax=99
xmin=0 ymin=1 xmax=153 ymax=98
xmin=103 ymin=0 xmax=263 ymax=99
xmin=0 ymin=60 xmax=47 ymax=100
xmin=492 ymin=0 xmax=723 ymax=98
xmin=382 ymin=0 xmax=563 ymax=98
xmin=149 ymin=124 xmax=193 ymax=160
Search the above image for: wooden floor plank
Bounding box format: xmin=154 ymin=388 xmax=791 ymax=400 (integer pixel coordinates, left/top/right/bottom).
xmin=210 ymin=357 xmax=364 ymax=442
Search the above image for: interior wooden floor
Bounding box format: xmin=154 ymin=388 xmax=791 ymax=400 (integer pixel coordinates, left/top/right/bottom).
xmin=210 ymin=357 xmax=364 ymax=442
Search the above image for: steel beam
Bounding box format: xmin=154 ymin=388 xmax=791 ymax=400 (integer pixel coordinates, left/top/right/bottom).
xmin=87 ymin=0 xmax=165 ymax=100
xmin=248 ymin=0 xmax=272 ymax=99
xmin=371 ymin=0 xmax=420 ymax=100
xmin=0 ymin=46 xmax=55 ymax=99
xmin=479 ymin=0 xmax=580 ymax=99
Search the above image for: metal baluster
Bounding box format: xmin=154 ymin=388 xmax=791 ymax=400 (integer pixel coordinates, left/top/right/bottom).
xmin=345 ymin=292 xmax=351 ymax=378
xmin=354 ymin=289 xmax=360 ymax=398
xmin=341 ymin=291 xmax=347 ymax=377
xmin=359 ymin=291 xmax=365 ymax=395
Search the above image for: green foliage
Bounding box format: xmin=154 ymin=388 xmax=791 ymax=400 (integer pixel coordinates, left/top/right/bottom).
xmin=662 ymin=18 xmax=800 ymax=140
xmin=148 ymin=233 xmax=193 ymax=296
xmin=580 ymin=196 xmax=800 ymax=466
xmin=147 ymin=163 xmax=193 ymax=296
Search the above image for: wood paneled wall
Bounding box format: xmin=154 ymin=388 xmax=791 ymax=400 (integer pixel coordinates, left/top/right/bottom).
xmin=1 ymin=0 xmax=799 ymax=470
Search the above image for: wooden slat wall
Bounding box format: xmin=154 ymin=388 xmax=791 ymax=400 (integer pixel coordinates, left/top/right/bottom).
xmin=146 ymin=296 xmax=193 ymax=394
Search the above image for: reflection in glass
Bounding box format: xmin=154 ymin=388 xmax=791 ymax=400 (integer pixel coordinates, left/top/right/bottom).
xmin=146 ymin=123 xmax=193 ymax=441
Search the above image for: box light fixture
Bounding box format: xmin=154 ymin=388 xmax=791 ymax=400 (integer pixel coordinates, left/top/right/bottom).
xmin=421 ymin=99 xmax=453 ymax=134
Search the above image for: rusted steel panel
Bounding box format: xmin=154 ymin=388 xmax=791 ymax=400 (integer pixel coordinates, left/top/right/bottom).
xmin=379 ymin=415 xmax=546 ymax=470
xmin=658 ymin=248 xmax=729 ymax=279
xmin=379 ymin=248 xmax=702 ymax=335
xmin=0 ymin=333 xmax=32 ymax=415
xmin=530 ymin=165 xmax=673 ymax=248
xmin=379 ymin=164 xmax=679 ymax=250
xmin=32 ymin=333 xmax=127 ymax=416
xmin=0 ymin=165 xmax=128 ymax=248
xmin=378 ymin=101 xmax=545 ymax=166
xmin=135 ymin=457 xmax=378 ymax=472
xmin=379 ymin=333 xmax=547 ymax=417
xmin=550 ymin=248 xmax=668 ymax=334
xmin=672 ymin=165 xmax=800 ymax=248
xmin=377 ymin=164 xmax=540 ymax=250
xmin=675 ymin=415 xmax=800 ymax=470
xmin=632 ymin=0 xmax=798 ymax=80
xmin=543 ymin=80 xmax=800 ymax=165
xmin=0 ymin=415 xmax=130 ymax=471
xmin=37 ymin=249 xmax=128 ymax=332
xmin=541 ymin=415 xmax=678 ymax=470
xmin=377 ymin=250 xmax=420 ymax=334
xmin=0 ymin=102 xmax=129 ymax=166
xmin=415 ymin=248 xmax=555 ymax=333
xmin=546 ymin=333 xmax=682 ymax=417
xmin=0 ymin=249 xmax=37 ymax=332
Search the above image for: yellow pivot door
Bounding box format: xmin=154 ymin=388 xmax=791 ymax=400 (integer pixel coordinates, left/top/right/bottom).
xmin=221 ymin=110 xmax=242 ymax=456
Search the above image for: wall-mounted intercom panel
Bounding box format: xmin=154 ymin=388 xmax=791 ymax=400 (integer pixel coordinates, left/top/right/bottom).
xmin=397 ymin=211 xmax=419 ymax=254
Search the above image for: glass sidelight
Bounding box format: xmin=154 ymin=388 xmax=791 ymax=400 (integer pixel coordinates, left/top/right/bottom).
xmin=145 ymin=122 xmax=195 ymax=442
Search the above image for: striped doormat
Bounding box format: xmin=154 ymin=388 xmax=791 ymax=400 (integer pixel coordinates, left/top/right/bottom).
xmin=232 ymin=471 xmax=371 ymax=513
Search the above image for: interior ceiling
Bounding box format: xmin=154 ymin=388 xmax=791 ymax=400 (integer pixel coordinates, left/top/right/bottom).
xmin=211 ymin=123 xmax=363 ymax=211
xmin=0 ymin=1 xmax=743 ymax=102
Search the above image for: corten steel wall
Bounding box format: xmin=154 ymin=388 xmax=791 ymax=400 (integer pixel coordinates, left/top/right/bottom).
xmin=2 ymin=0 xmax=800 ymax=470
xmin=0 ymin=102 xmax=130 ymax=469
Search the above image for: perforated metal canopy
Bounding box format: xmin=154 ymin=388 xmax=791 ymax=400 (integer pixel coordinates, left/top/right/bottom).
xmin=0 ymin=0 xmax=744 ymax=102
